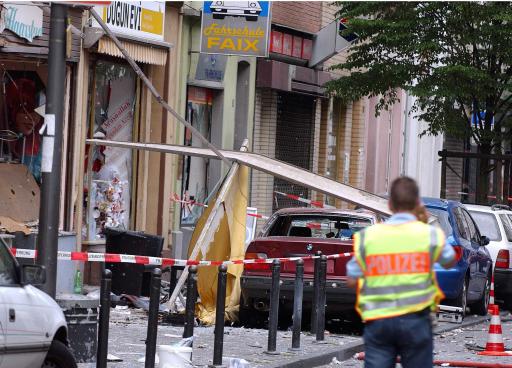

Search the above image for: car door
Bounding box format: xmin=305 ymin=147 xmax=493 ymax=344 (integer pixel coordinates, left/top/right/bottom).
xmin=0 ymin=290 xmax=4 ymax=368
xmin=452 ymin=207 xmax=480 ymax=299
xmin=0 ymin=245 xmax=48 ymax=368
xmin=462 ymin=209 xmax=489 ymax=293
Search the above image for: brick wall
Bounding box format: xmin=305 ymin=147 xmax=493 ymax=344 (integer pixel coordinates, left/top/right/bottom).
xmin=310 ymin=97 xmax=322 ymax=202
xmin=271 ymin=2 xmax=322 ymax=34
xmin=251 ymin=88 xmax=278 ymax=229
xmin=315 ymin=99 xmax=330 ymax=203
xmin=349 ymin=100 xmax=365 ymax=189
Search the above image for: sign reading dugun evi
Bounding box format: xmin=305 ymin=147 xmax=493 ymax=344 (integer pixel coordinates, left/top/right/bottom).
xmin=201 ymin=1 xmax=271 ymax=57
xmin=92 ymin=1 xmax=165 ymax=42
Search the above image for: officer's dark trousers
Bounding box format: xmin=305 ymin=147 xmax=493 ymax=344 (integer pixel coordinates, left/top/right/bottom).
xmin=363 ymin=308 xmax=432 ymax=368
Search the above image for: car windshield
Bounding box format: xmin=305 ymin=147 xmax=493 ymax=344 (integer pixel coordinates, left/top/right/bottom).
xmin=267 ymin=214 xmax=373 ymax=239
xmin=468 ymin=211 xmax=502 ymax=241
xmin=426 ymin=207 xmax=453 ymax=237
xmin=0 ymin=244 xmax=18 ymax=285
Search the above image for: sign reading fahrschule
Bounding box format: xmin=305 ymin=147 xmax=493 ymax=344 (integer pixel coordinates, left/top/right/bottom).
xmin=201 ymin=1 xmax=271 ymax=57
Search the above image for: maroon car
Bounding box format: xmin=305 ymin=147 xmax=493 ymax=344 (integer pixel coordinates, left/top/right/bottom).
xmin=239 ymin=208 xmax=380 ymax=326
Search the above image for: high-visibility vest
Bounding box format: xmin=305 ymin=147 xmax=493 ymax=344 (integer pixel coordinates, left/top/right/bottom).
xmin=354 ymin=220 xmax=445 ymax=322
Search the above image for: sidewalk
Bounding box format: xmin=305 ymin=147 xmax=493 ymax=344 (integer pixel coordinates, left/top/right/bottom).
xmin=77 ymin=308 xmax=491 ymax=368
xmin=78 ymin=308 xmax=361 ymax=368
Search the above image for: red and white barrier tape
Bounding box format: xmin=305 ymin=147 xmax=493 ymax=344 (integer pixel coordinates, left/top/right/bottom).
xmin=10 ymin=248 xmax=353 ymax=267
xmin=273 ymin=191 xmax=336 ymax=209
xmin=171 ymin=194 xmax=270 ymax=220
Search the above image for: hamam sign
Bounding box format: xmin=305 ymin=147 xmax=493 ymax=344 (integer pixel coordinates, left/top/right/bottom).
xmin=201 ymin=1 xmax=271 ymax=57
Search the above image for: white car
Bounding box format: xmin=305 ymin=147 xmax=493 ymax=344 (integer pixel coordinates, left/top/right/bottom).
xmin=466 ymin=204 xmax=512 ymax=309
xmin=0 ymin=241 xmax=77 ymax=368
xmin=210 ymin=1 xmax=262 ymax=21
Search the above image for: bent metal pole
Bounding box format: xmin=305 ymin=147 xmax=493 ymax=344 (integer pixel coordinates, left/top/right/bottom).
xmin=88 ymin=9 xmax=231 ymax=167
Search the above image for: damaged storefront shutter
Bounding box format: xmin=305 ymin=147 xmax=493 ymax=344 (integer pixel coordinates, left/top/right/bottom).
xmin=273 ymin=92 xmax=316 ymax=210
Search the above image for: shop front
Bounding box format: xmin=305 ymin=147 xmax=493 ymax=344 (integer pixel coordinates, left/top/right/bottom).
xmin=78 ymin=2 xmax=181 ymax=252
xmin=0 ymin=3 xmax=83 ymax=231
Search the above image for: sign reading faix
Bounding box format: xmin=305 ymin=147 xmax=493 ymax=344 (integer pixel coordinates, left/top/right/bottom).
xmin=201 ymin=1 xmax=271 ymax=57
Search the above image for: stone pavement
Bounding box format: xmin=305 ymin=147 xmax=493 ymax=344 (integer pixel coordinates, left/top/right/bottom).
xmin=78 ymin=307 xmax=361 ymax=368
xmin=77 ymin=308 xmax=494 ymax=368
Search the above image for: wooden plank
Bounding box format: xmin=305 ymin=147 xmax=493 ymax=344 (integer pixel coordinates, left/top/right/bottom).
xmin=0 ymin=163 xmax=40 ymax=222
xmin=87 ymin=139 xmax=392 ymax=216
xmin=72 ymin=48 xmax=90 ymax=251
xmin=59 ymin=67 xmax=72 ymax=230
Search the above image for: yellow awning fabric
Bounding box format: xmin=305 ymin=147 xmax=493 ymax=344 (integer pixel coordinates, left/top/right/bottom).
xmin=97 ymin=37 xmax=168 ymax=66
xmin=188 ymin=165 xmax=249 ymax=325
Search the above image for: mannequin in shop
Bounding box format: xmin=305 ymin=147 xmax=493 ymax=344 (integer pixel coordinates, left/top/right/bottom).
xmin=5 ymin=77 xmax=44 ymax=183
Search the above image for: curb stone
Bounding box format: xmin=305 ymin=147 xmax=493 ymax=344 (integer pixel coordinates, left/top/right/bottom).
xmin=271 ymin=314 xmax=493 ymax=368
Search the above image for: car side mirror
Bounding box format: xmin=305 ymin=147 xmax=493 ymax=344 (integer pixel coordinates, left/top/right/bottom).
xmin=21 ymin=265 xmax=46 ymax=285
xmin=481 ymin=236 xmax=490 ymax=247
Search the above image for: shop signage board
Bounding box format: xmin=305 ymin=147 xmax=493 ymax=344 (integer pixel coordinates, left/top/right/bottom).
xmin=200 ymin=1 xmax=271 ymax=57
xmin=0 ymin=3 xmax=43 ymax=42
xmin=92 ymin=1 xmax=165 ymax=42
xmin=195 ymin=53 xmax=227 ymax=82
xmin=309 ymin=18 xmax=358 ymax=67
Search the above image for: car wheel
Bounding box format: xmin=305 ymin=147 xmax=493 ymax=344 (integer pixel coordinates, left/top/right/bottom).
xmin=446 ymin=276 xmax=468 ymax=317
xmin=41 ymin=340 xmax=77 ymax=368
xmin=470 ymin=274 xmax=490 ymax=316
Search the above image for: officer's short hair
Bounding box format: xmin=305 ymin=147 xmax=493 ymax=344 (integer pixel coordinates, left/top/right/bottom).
xmin=389 ymin=177 xmax=419 ymax=212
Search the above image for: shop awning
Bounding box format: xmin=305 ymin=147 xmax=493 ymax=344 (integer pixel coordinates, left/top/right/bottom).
xmin=97 ymin=36 xmax=168 ymax=66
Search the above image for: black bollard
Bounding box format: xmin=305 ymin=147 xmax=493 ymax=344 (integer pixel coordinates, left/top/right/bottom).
xmin=267 ymin=259 xmax=281 ymax=353
xmin=291 ymin=259 xmax=304 ymax=350
xmin=97 ymin=269 xmax=111 ymax=368
xmin=213 ymin=264 xmax=228 ymax=366
xmin=316 ymin=255 xmax=328 ymax=342
xmin=183 ymin=266 xmax=198 ymax=339
xmin=310 ymin=250 xmax=322 ymax=334
xmin=145 ymin=268 xmax=162 ymax=368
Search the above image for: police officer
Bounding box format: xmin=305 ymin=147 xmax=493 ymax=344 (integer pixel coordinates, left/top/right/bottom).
xmin=346 ymin=177 xmax=458 ymax=368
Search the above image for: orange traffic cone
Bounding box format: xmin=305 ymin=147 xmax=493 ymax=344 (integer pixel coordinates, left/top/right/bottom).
xmin=478 ymin=304 xmax=512 ymax=356
xmin=489 ymin=275 xmax=496 ymax=310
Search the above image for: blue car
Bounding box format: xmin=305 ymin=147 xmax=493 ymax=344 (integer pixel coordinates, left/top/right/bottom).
xmin=424 ymin=198 xmax=492 ymax=316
